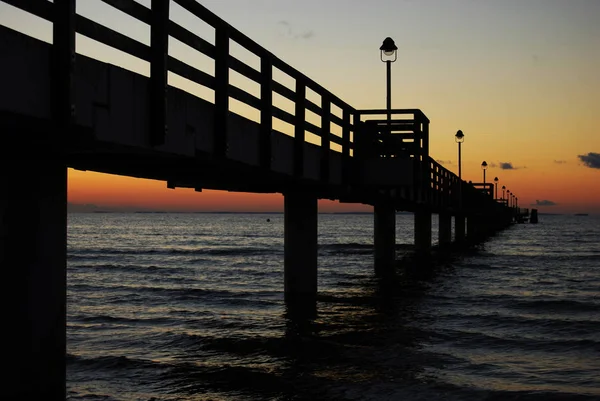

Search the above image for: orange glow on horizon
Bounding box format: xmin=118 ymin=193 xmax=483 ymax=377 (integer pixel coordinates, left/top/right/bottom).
xmin=68 ymin=168 xmax=599 ymax=214
xmin=67 ymin=169 xmax=372 ymax=213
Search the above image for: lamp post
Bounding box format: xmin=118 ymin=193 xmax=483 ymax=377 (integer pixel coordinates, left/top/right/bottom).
xmin=455 ymin=130 xmax=464 ymax=179
xmin=507 ymin=190 xmax=510 ymax=207
xmin=516 ymin=197 xmax=518 ymax=212
xmin=494 ymin=177 xmax=499 ymax=199
xmin=502 ymin=185 xmax=506 ymax=200
xmin=380 ymin=37 xmax=397 ymax=129
xmin=481 ymin=161 xmax=488 ymax=184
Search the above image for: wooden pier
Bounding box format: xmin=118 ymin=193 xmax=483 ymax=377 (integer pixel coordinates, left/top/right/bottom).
xmin=0 ymin=1 xmax=523 ymax=399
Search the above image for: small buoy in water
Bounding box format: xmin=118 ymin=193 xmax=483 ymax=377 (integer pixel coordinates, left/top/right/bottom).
xmin=266 ymin=218 xmax=270 ymax=222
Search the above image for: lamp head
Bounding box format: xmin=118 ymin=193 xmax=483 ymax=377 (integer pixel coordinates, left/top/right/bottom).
xmin=481 ymin=161 xmax=488 ymax=170
xmin=380 ymin=37 xmax=398 ymax=61
xmin=455 ymin=130 xmax=465 ymax=143
xmin=494 ymin=177 xmax=499 ymax=183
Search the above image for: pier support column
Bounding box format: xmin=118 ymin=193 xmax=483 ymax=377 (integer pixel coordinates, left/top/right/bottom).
xmin=374 ymin=203 xmax=395 ymax=273
xmin=455 ymin=214 xmax=466 ymax=243
xmin=284 ymin=192 xmax=318 ymax=314
xmin=1 ymin=159 xmax=67 ymax=401
xmin=438 ymin=213 xmax=452 ymax=248
xmin=414 ymin=208 xmax=432 ymax=256
xmin=467 ymin=215 xmax=479 ymax=241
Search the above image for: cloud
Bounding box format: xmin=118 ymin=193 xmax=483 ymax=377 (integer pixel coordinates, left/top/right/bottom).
xmin=499 ymin=162 xmax=516 ymax=170
xmin=554 ymin=160 xmax=567 ymax=164
xmin=278 ymin=20 xmax=315 ymax=40
xmin=532 ymin=200 xmax=557 ymax=206
xmin=436 ymin=159 xmax=453 ymax=165
xmin=578 ymin=152 xmax=600 ymax=169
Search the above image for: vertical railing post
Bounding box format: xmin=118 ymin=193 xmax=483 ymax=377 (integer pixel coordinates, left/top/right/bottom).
xmin=422 ymin=114 xmax=430 ymax=204
xmin=214 ymin=26 xmax=230 ymax=158
xmin=260 ymin=55 xmax=272 ymax=169
xmin=294 ymin=80 xmax=306 ymax=178
xmin=342 ymin=109 xmax=351 ymax=185
xmin=149 ymin=0 xmax=169 ymax=146
xmin=320 ymin=94 xmax=331 ymax=182
xmin=353 ymin=111 xmax=362 ymax=158
xmin=53 ymin=0 xmax=75 ymax=129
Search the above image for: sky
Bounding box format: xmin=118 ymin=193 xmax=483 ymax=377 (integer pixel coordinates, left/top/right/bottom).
xmin=1 ymin=0 xmax=599 ymax=213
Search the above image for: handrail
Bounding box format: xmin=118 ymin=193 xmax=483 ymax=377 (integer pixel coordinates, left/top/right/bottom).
xmin=2 ymin=0 xmax=355 ymax=162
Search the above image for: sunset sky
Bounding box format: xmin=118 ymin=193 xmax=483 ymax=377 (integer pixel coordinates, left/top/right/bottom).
xmin=1 ymin=0 xmax=599 ymax=213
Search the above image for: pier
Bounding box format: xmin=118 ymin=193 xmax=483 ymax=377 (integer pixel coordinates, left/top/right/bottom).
xmin=0 ymin=1 xmax=526 ymax=399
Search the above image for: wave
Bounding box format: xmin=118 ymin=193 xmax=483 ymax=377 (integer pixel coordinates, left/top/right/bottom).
xmin=69 ymin=246 xmax=280 ymax=257
xmin=508 ymin=299 xmax=599 ymax=314
xmin=434 ymin=328 xmax=599 ymax=353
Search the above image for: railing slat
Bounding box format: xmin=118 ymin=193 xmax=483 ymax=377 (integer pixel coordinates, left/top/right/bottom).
xmin=228 ymin=85 xmax=261 ymax=110
xmin=305 ymin=98 xmax=321 ymax=117
xmin=168 ymin=20 xmax=215 ymax=59
xmin=168 ymin=57 xmax=215 ymax=89
xmin=3 ymin=0 xmax=53 ymax=21
xmin=328 ymin=133 xmax=343 ymax=146
xmin=229 ymin=56 xmax=261 ymax=84
xmin=271 ymin=106 xmax=295 ymax=126
xmin=172 ymin=0 xmax=221 ymax=28
xmin=271 ymin=81 xmax=296 ymax=103
xmin=303 ymin=120 xmax=320 ymax=137
xmin=75 ymin=14 xmax=151 ymax=60
xmin=329 ymin=113 xmax=345 ymax=128
xmin=99 ymin=0 xmax=151 ymax=24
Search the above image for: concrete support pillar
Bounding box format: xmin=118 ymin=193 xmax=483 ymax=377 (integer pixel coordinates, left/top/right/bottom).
xmin=374 ymin=203 xmax=395 ymax=273
xmin=455 ymin=215 xmax=466 ymax=243
xmin=438 ymin=213 xmax=452 ymax=247
xmin=414 ymin=209 xmax=432 ymax=255
xmin=284 ymin=192 xmax=318 ymax=311
xmin=467 ymin=215 xmax=479 ymax=240
xmin=2 ymin=160 xmax=67 ymax=401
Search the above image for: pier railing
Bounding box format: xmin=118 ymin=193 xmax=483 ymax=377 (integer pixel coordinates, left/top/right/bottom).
xmin=4 ymin=0 xmax=357 ymax=183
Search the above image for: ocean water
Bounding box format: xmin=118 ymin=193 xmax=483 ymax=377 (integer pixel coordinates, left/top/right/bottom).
xmin=66 ymin=213 xmax=600 ymax=400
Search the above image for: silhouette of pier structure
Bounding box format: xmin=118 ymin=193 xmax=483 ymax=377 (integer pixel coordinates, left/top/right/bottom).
xmin=0 ymin=1 xmax=523 ymax=399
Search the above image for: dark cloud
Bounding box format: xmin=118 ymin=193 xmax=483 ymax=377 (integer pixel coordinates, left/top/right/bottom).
xmin=554 ymin=160 xmax=567 ymax=164
xmin=578 ymin=152 xmax=600 ymax=169
xmin=436 ymin=159 xmax=453 ymax=165
xmin=532 ymin=200 xmax=557 ymax=206
xmin=499 ymin=162 xmax=516 ymax=170
xmin=278 ymin=20 xmax=315 ymax=40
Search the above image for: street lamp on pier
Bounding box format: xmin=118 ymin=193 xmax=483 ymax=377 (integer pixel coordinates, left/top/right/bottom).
xmin=455 ymin=130 xmax=464 ymax=179
xmin=380 ymin=37 xmax=397 ymax=128
xmin=507 ymin=190 xmax=510 ymax=207
xmin=481 ymin=161 xmax=488 ymax=184
xmin=494 ymin=177 xmax=499 ymax=199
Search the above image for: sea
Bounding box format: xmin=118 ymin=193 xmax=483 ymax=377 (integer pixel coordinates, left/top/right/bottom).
xmin=66 ymin=212 xmax=600 ymax=400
